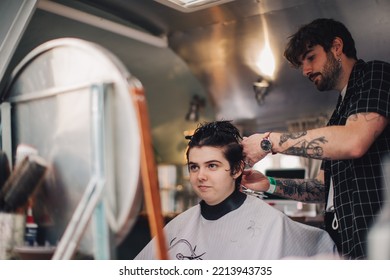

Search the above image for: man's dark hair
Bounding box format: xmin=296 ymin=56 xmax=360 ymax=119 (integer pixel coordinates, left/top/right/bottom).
xmin=284 ymin=18 xmax=357 ymax=68
xmin=186 ymin=120 xmax=244 ymax=188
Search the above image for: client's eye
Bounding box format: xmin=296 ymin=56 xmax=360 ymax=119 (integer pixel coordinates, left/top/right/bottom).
xmin=188 ymin=164 xmax=199 ymax=172
xmin=208 ymin=163 xmax=218 ymax=170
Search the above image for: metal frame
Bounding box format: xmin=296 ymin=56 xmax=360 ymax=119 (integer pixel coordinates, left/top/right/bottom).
xmin=0 ymin=0 xmax=37 ymax=94
xmin=52 ymin=83 xmax=111 ymax=259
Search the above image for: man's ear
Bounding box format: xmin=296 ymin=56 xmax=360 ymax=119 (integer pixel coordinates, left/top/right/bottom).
xmin=332 ymin=37 xmax=344 ymax=56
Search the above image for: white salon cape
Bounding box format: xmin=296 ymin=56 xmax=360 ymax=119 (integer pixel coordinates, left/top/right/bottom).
xmin=135 ymin=189 xmax=338 ymax=260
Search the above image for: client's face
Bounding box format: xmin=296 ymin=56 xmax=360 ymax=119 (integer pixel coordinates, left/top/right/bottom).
xmin=188 ymin=146 xmax=237 ymax=205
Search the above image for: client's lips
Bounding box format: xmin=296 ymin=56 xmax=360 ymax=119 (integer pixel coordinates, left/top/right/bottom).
xmin=198 ymin=185 xmax=210 ymax=191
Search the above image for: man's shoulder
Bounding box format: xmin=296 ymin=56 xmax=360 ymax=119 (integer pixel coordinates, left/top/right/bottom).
xmin=356 ymin=59 xmax=390 ymax=71
xmin=351 ymin=59 xmax=390 ymax=82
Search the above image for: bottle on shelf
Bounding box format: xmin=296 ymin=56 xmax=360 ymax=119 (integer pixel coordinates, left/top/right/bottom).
xmin=24 ymin=206 xmax=38 ymax=246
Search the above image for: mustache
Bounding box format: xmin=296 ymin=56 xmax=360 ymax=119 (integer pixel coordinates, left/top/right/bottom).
xmin=308 ymin=72 xmax=321 ymax=82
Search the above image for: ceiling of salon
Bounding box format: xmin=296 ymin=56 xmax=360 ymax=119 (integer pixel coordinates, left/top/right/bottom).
xmin=4 ymin=0 xmax=390 ymax=163
xmin=66 ymin=0 xmax=390 ymax=133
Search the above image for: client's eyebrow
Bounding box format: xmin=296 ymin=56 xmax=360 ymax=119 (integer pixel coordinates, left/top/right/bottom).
xmin=205 ymin=160 xmax=222 ymax=164
xmin=188 ymin=160 xmax=222 ymax=165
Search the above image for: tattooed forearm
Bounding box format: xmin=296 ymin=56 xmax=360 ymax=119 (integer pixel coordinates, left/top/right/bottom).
xmin=279 ymin=131 xmax=307 ymax=146
xmin=282 ymin=136 xmax=330 ymax=159
xmin=275 ymin=178 xmax=326 ymax=203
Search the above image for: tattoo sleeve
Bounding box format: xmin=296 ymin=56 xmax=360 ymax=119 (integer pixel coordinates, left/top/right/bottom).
xmin=274 ymin=178 xmax=326 ymax=203
xmin=279 ymin=131 xmax=307 ymax=146
xmin=279 ymin=132 xmax=330 ymax=160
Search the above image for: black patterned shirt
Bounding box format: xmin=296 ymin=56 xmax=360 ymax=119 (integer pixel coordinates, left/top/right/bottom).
xmin=323 ymin=59 xmax=390 ymax=259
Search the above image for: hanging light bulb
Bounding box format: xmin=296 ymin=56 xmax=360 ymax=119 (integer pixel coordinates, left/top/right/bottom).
xmin=253 ymin=76 xmax=271 ymax=105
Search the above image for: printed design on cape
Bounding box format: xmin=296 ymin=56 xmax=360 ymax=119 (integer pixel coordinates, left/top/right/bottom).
xmin=247 ymin=220 xmax=261 ymax=237
xmin=169 ymin=237 xmax=206 ymax=260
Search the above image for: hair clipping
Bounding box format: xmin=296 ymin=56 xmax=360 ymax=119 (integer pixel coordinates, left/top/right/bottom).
xmin=185 ymin=135 xmax=192 ymax=140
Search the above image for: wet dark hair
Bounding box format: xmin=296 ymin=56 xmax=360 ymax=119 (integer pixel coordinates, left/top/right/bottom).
xmin=284 ymin=18 xmax=357 ymax=68
xmin=185 ymin=120 xmax=244 ymax=188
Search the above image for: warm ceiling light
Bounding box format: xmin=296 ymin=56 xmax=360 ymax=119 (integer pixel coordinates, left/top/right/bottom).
xmin=257 ymin=41 xmax=275 ymax=79
xmin=155 ymin=0 xmax=235 ymax=12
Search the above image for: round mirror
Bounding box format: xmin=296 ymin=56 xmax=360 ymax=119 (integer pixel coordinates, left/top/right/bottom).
xmin=3 ymin=38 xmax=143 ymax=257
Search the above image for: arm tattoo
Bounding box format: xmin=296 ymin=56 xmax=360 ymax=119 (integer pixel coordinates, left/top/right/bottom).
xmin=279 ymin=131 xmax=307 ymax=146
xmin=275 ymin=178 xmax=326 ymax=203
xmin=282 ymin=136 xmax=330 ymax=160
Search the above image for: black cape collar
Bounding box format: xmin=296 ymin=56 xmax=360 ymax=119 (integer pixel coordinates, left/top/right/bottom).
xmin=200 ymin=188 xmax=247 ymax=220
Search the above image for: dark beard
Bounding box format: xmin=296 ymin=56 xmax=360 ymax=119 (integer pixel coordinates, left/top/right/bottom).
xmin=316 ymin=52 xmax=341 ymax=91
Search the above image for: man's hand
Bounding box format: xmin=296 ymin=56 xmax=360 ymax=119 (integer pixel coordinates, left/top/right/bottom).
xmin=241 ymin=169 xmax=269 ymax=192
xmin=242 ymin=133 xmax=269 ymax=166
